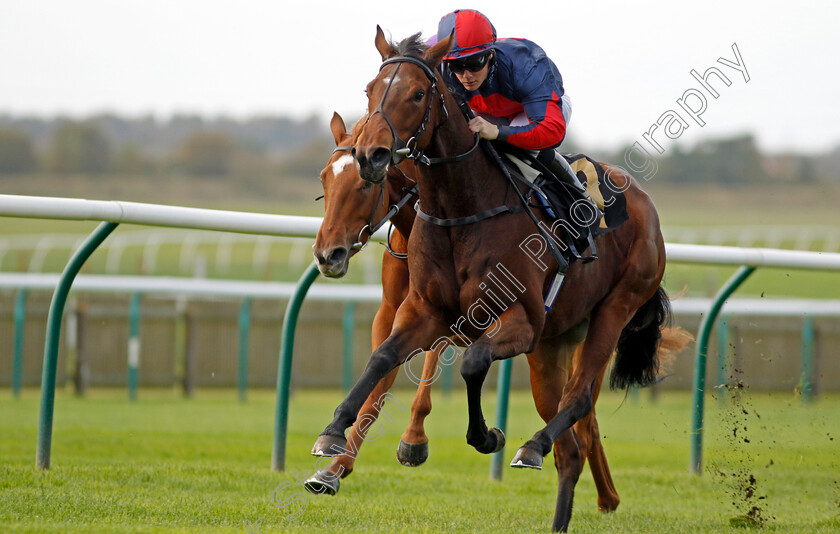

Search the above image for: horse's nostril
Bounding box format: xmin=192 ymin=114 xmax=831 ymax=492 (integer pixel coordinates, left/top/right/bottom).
xmin=327 ymin=247 xmax=348 ymax=266
xmin=370 ymin=148 xmax=391 ymax=170
xmin=351 ymin=147 xmax=357 ymax=158
xmin=356 ymin=153 xmax=367 ymax=168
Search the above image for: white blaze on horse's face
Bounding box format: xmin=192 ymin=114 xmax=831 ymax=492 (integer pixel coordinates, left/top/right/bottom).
xmin=381 ymin=75 xmax=400 ymax=87
xmin=331 ymin=154 xmax=355 ymax=179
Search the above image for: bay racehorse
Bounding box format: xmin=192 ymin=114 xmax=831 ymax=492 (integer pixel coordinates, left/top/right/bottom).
xmin=312 ymin=30 xmax=678 ymax=531
xmin=309 ymin=111 xmax=662 ymax=511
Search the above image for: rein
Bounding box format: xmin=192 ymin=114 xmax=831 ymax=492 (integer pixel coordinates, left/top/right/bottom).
xmin=369 ymin=55 xmax=570 ymax=272
xmin=362 ymin=54 xmax=571 ymax=275
xmin=369 ymin=55 xmax=519 ymax=231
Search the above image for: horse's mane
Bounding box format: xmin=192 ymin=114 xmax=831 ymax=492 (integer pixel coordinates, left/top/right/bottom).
xmin=392 ymin=32 xmax=428 ymax=59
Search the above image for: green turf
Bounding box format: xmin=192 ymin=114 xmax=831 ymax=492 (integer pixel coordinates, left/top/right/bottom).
xmin=1 ymin=388 xmax=838 ymax=533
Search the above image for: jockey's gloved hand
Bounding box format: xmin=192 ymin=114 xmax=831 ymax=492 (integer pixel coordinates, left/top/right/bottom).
xmin=468 ymin=117 xmax=500 ymax=140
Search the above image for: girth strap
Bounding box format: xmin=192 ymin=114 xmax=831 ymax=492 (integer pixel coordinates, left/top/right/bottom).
xmin=414 ymin=200 xmax=526 ymax=227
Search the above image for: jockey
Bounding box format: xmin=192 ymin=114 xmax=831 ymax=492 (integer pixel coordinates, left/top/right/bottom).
xmin=436 ymin=9 xmax=584 ymax=192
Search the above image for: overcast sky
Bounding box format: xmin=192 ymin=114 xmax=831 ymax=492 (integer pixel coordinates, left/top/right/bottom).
xmin=2 ymin=1 xmax=838 ymax=154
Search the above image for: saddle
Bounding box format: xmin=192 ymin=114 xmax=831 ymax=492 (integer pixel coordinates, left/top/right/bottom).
xmin=496 ymin=145 xmax=629 ymax=265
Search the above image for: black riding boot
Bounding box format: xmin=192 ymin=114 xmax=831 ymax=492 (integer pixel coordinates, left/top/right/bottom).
xmin=537 ymin=149 xmax=587 ymax=194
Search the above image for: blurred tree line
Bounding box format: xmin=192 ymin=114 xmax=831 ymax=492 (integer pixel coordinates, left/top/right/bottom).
xmin=0 ymin=114 xmax=330 ymax=178
xmin=0 ymin=114 xmax=838 ymax=183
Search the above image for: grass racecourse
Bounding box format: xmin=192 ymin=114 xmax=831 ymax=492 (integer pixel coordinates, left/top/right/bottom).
xmin=1 ymin=388 xmax=838 ymax=533
xmin=1 ymin=184 xmax=839 ymax=533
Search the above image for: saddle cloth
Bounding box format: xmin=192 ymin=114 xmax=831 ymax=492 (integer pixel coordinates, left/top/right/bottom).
xmin=499 ymin=149 xmax=629 ymax=262
xmin=561 ymin=153 xmax=628 ymax=235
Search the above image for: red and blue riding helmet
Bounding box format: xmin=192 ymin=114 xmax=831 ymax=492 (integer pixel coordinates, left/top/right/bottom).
xmin=436 ymin=9 xmax=497 ymax=60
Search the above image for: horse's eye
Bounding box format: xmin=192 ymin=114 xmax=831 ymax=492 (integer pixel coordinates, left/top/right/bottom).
xmin=413 ymin=90 xmax=425 ymax=102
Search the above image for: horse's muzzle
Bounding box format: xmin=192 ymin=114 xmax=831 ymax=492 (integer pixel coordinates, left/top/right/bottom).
xmin=313 ymin=245 xmax=349 ymax=278
xmin=355 ymin=147 xmax=390 ymax=184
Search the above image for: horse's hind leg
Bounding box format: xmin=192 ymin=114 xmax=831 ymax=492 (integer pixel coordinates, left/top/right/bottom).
xmin=552 ymin=429 xmax=583 ymax=532
xmin=514 ymin=292 xmax=656 ymax=532
xmin=577 ymin=325 xmax=693 ymax=511
xmin=398 ymin=347 xmax=442 ymax=466
xmin=524 ymin=338 xmax=584 ymax=530
xmin=525 ymin=335 xmax=617 ymax=517
xmin=573 ymin=358 xmax=620 ymax=512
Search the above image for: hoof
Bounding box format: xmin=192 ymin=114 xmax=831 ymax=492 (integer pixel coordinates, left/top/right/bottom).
xmin=397 ymin=440 xmax=429 ymax=467
xmin=488 ymin=427 xmax=506 ymax=453
xmin=510 ymin=445 xmax=543 ymax=470
xmin=303 ymin=469 xmax=340 ymax=496
xmin=311 ymin=434 xmax=347 ymax=457
xmin=473 ymin=427 xmax=506 ymax=454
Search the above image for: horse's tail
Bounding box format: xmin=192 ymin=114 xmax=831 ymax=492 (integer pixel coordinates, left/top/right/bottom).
xmin=610 ymin=285 xmax=672 ymax=390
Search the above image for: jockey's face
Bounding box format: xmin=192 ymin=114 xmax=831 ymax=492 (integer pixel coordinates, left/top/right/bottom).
xmin=452 ymin=52 xmax=492 ymax=91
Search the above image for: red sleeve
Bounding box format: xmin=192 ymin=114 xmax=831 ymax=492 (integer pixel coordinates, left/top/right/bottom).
xmin=500 ymin=91 xmax=567 ymax=150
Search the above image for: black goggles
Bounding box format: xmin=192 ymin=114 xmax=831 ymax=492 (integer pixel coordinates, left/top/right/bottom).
xmin=447 ymin=52 xmax=491 ymax=74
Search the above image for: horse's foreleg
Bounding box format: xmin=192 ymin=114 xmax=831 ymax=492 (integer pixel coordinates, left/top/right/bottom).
xmin=461 ymin=305 xmax=537 ymax=455
xmin=314 ymin=298 xmax=399 ymax=495
xmin=397 ymin=346 xmax=442 ymax=466
xmin=312 ymin=298 xmax=447 ymax=457
xmin=305 ymin=366 xmax=400 ymax=495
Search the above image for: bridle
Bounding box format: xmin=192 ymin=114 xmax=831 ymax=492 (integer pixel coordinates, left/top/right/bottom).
xmin=330 ymin=144 xmax=417 ymax=253
xmin=361 ymin=55 xmax=480 ymax=172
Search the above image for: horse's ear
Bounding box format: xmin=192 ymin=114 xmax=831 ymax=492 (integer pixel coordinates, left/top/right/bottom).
xmin=375 ymin=25 xmax=398 ymax=61
xmin=424 ymin=31 xmax=454 ymax=70
xmin=329 ymin=112 xmax=347 ymax=146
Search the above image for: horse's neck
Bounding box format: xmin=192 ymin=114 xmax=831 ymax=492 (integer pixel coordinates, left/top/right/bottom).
xmin=419 ymin=111 xmax=505 ymax=217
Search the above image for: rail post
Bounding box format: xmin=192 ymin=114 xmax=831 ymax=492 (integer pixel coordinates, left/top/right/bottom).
xmin=272 ymin=262 xmax=320 ymax=472
xmin=490 ymin=358 xmax=513 ymax=481
xmin=71 ymin=301 xmax=88 ymax=396
xmin=183 ymin=304 xmax=197 ymax=398
xmin=716 ymin=315 xmax=730 ymax=406
xmin=238 ymin=297 xmax=252 ymax=402
xmin=36 ymin=221 xmax=118 ymax=470
xmin=12 ymin=289 xmax=27 ymax=398
xmin=800 ymin=315 xmax=815 ymax=402
xmin=690 ymin=265 xmax=755 ymax=475
xmin=441 ymin=346 xmax=454 ymax=398
xmin=342 ymin=301 xmax=356 ymax=393
xmin=128 ymin=292 xmax=141 ymax=401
